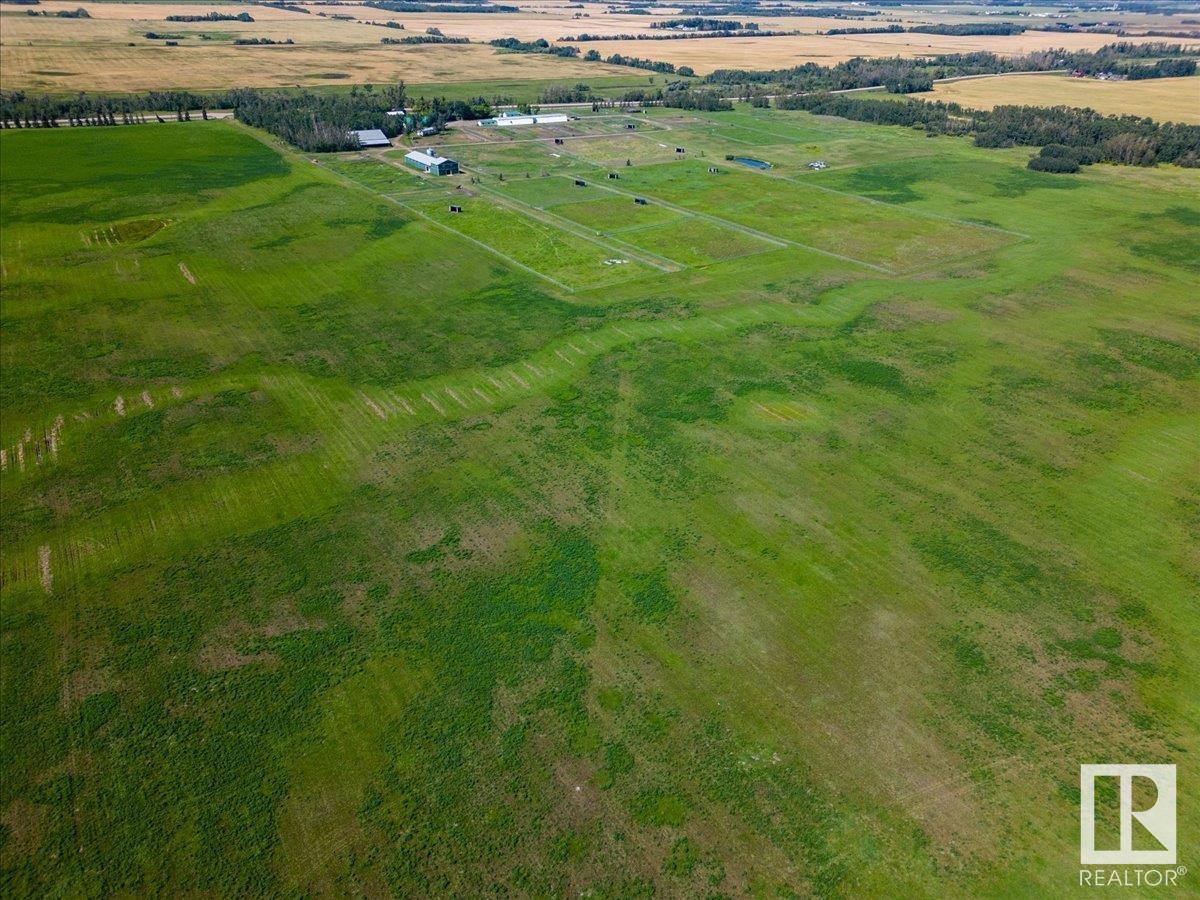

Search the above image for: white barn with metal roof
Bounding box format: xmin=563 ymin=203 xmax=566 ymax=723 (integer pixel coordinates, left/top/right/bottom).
xmin=479 ymin=112 xmax=571 ymax=128
xmin=403 ymin=148 xmax=459 ymax=176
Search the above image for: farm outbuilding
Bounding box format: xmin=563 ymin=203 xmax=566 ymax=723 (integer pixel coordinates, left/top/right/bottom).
xmin=404 ymin=149 xmax=459 ymax=176
xmin=479 ymin=112 xmax=571 ymax=128
xmin=350 ymin=129 xmax=391 ymax=148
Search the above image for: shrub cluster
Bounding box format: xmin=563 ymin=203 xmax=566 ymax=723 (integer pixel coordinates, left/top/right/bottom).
xmin=165 ymin=11 xmax=253 ymax=21
xmin=490 ymin=37 xmax=580 ymax=58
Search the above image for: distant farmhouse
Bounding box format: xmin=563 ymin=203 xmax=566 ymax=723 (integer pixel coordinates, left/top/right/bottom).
xmin=349 ymin=129 xmax=391 ymax=148
xmin=479 ymin=111 xmax=571 ymax=128
xmin=404 ymin=148 xmax=459 ymax=176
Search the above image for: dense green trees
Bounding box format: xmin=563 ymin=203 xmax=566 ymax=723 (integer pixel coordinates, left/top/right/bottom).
xmin=490 ymin=37 xmax=580 ymax=58
xmin=0 ymin=84 xmax=494 ymax=153
xmin=779 ymin=93 xmax=1200 ymax=168
xmin=165 ymin=11 xmax=253 ymax=21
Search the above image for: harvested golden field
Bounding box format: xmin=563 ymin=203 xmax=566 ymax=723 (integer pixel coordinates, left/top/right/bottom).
xmin=929 ymin=73 xmax=1200 ymax=124
xmin=1 ymin=11 xmax=374 ymax=44
xmin=581 ymin=31 xmax=1197 ymax=74
xmin=10 ymin=1 xmax=301 ymax=19
xmin=4 ymin=0 xmax=1197 ymax=90
xmin=0 ymin=38 xmax=642 ymax=92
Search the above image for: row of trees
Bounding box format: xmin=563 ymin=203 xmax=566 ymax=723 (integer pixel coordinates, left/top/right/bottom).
xmin=1 ymin=90 xmax=225 ymax=128
xmin=381 ymin=34 xmax=468 ymax=44
xmin=672 ymin=3 xmax=875 ymax=17
xmin=232 ymin=86 xmax=491 ymax=151
xmin=649 ymin=18 xmax=753 ymax=31
xmin=777 ymin=93 xmax=1200 ymax=167
xmin=562 ymin=29 xmax=794 ymax=42
xmin=0 ymin=83 xmax=498 ymax=152
xmin=826 ymin=22 xmax=1027 ymax=36
xmin=616 ymin=82 xmax=731 ymax=110
xmin=364 ymin=0 xmax=518 ymax=12
xmin=1110 ymin=58 xmax=1196 ymax=78
xmin=489 ymin=37 xmax=580 ymax=58
xmin=601 ymin=53 xmax=689 ymax=75
xmin=704 ymin=42 xmax=1200 ymax=93
xmin=25 ymin=6 xmax=88 ymax=16
xmin=164 ymin=11 xmax=252 ymax=21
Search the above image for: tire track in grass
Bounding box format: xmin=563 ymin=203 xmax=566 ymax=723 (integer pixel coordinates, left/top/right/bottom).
xmin=470 ymin=179 xmax=686 ymax=274
xmin=1 ymin=293 xmax=872 ymax=593
xmin=309 ymin=156 xmax=577 ymax=293
xmin=542 ymin=170 xmax=895 ymax=275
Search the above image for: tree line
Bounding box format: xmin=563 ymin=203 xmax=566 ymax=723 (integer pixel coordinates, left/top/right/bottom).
xmin=649 ymin=18 xmax=755 ymax=31
xmin=382 ymin=34 xmax=468 ymax=44
xmin=364 ymin=0 xmax=518 ymax=12
xmin=0 ymin=84 xmax=496 ymax=152
xmin=777 ymin=93 xmax=1200 ymax=168
xmin=704 ymin=42 xmax=1200 ymax=93
xmin=825 ymin=23 xmax=1027 ymax=36
xmin=561 ymin=29 xmax=795 ymax=42
xmin=672 ymin=3 xmax=876 ymax=17
xmin=25 ymin=6 xmax=89 ymax=16
xmin=164 ymin=11 xmax=253 ymax=21
xmin=489 ymin=37 xmax=580 ymax=58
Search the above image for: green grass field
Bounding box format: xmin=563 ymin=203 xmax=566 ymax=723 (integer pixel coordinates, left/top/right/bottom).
xmin=1 ymin=104 xmax=1198 ymax=897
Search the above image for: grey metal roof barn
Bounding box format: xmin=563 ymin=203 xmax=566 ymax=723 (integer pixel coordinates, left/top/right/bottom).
xmin=404 ymin=148 xmax=459 ymax=176
xmin=350 ymin=129 xmax=391 ymax=148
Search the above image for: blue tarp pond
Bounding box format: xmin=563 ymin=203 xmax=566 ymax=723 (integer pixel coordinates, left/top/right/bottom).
xmin=731 ymin=157 xmax=772 ymax=170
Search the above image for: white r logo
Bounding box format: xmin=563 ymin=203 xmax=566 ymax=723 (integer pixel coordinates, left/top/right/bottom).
xmin=1080 ymin=764 xmax=1176 ymax=865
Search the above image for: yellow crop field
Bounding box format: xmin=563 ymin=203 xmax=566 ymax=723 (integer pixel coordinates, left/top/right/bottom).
xmin=929 ymin=73 xmax=1200 ymax=124
xmin=4 ymin=0 xmax=1196 ymax=89
xmin=0 ymin=39 xmax=643 ymax=92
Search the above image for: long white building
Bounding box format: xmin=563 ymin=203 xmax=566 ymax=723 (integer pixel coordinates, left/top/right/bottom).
xmin=479 ymin=112 xmax=571 ymax=128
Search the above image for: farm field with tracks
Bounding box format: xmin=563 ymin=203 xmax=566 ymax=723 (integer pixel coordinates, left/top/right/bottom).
xmin=928 ymin=72 xmax=1200 ymax=125
xmin=1 ymin=103 xmax=1198 ymax=896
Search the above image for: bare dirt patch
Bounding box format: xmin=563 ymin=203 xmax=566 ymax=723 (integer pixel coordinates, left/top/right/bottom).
xmin=38 ymin=545 xmax=52 ymax=595
xmin=60 ymin=667 xmax=117 ymax=710
xmin=0 ymin=798 xmax=49 ymax=859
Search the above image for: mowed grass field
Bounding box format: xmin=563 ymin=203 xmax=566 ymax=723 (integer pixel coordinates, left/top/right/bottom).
xmin=1 ymin=106 xmax=1198 ymax=897
xmin=929 ymin=73 xmax=1200 ymax=125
